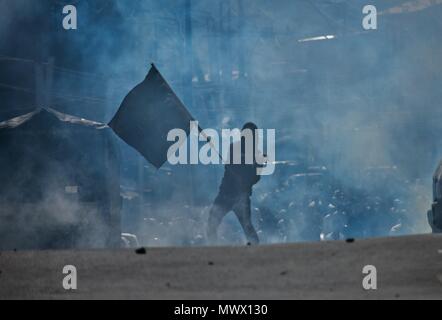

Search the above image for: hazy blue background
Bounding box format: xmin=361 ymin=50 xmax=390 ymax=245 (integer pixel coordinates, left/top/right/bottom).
xmin=1 ymin=0 xmax=441 ymax=246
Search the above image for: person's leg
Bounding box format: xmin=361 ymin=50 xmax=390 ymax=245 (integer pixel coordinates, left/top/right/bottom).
xmin=207 ymin=195 xmax=231 ymax=245
xmin=233 ymin=195 xmax=259 ymax=245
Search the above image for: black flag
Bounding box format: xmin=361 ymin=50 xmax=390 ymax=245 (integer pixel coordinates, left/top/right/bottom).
xmin=109 ymin=64 xmax=194 ymax=168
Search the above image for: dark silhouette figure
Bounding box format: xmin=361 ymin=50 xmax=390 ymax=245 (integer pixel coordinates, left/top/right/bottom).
xmin=429 ymin=160 xmax=442 ymax=233
xmin=208 ymin=123 xmax=263 ymax=245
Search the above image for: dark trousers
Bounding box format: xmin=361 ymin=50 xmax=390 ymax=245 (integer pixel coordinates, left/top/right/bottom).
xmin=207 ymin=193 xmax=259 ymax=245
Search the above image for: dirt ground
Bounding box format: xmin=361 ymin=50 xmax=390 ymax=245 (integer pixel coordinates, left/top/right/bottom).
xmin=0 ymin=234 xmax=441 ymax=299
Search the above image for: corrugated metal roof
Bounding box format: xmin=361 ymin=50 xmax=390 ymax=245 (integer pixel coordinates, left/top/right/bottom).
xmin=0 ymin=107 xmax=107 ymax=130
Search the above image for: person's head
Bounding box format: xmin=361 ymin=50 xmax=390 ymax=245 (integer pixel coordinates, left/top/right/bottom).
xmin=242 ymin=122 xmax=258 ymax=140
xmin=241 ymin=122 xmax=259 ymax=152
xmin=242 ymin=122 xmax=258 ymax=132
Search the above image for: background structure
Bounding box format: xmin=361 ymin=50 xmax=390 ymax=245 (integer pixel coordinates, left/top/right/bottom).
xmin=1 ymin=0 xmax=441 ymax=246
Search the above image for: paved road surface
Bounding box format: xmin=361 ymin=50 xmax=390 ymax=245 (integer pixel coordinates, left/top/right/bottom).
xmin=0 ymin=234 xmax=441 ymax=299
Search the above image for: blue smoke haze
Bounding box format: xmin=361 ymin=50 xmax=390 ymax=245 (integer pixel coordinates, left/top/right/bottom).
xmin=1 ymin=0 xmax=441 ymax=246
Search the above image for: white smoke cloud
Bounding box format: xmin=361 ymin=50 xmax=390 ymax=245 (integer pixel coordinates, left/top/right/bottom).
xmin=381 ymin=0 xmax=442 ymax=15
